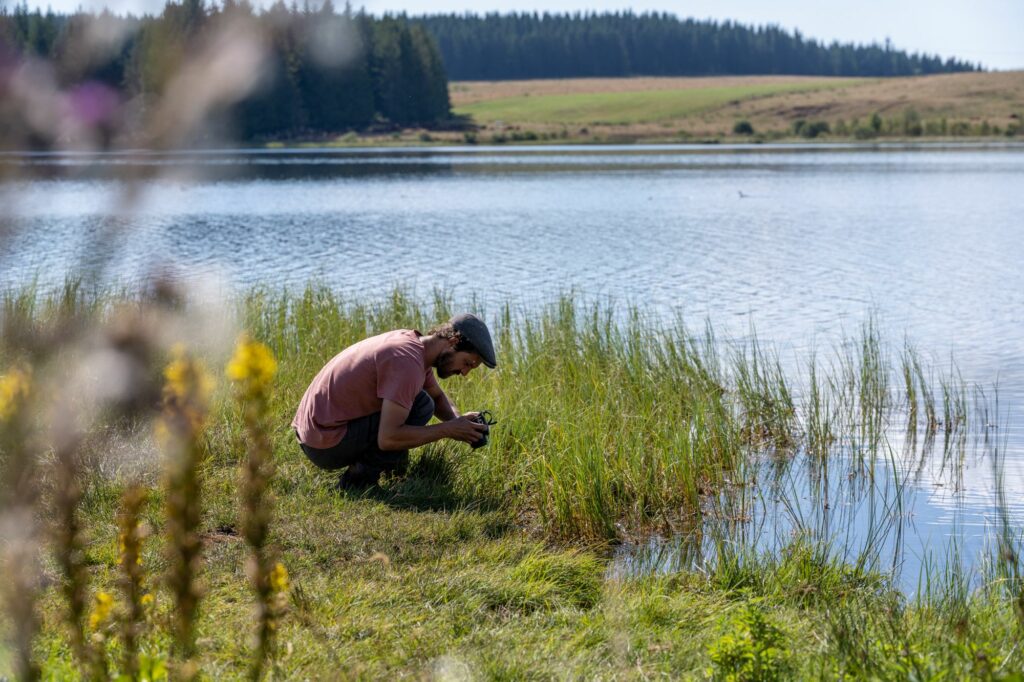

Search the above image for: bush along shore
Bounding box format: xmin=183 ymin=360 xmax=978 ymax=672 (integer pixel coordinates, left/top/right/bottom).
xmin=0 ymin=283 xmax=1022 ymax=679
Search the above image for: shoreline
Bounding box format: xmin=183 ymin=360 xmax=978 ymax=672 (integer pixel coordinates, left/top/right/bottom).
xmin=3 ymin=138 xmax=1024 ymax=158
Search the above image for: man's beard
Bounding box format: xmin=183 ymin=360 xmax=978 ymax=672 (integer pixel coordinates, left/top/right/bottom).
xmin=434 ymin=348 xmax=457 ymax=379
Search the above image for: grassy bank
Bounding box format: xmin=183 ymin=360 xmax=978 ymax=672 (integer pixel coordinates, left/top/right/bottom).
xmin=1 ymin=284 xmax=1022 ymax=678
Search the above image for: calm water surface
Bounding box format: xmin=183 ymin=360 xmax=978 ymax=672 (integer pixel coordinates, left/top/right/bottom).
xmin=2 ymin=143 xmax=1022 ymax=589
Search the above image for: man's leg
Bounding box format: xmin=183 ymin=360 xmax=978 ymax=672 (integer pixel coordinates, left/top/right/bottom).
xmin=340 ymin=390 xmax=435 ymax=487
xmin=366 ymin=389 xmax=435 ymax=480
xmin=301 ymin=390 xmax=436 ymax=487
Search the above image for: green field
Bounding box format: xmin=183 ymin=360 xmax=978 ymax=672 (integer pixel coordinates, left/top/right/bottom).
xmin=454 ymin=81 xmax=858 ymax=126
xmin=2 ymin=285 xmax=1023 ymax=678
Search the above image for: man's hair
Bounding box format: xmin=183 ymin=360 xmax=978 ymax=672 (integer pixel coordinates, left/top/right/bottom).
xmin=427 ymin=321 xmax=478 ymax=354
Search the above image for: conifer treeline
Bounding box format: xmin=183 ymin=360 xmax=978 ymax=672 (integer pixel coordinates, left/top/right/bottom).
xmin=415 ymin=12 xmax=979 ymax=81
xmin=0 ymin=1 xmax=451 ymax=139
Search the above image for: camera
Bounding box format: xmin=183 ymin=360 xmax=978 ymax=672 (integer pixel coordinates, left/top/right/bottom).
xmin=469 ymin=410 xmax=497 ymax=449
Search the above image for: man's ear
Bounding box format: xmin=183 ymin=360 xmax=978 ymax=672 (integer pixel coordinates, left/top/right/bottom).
xmin=446 ymin=336 xmax=459 ymax=348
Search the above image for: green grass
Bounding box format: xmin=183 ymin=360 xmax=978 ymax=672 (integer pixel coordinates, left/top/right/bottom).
xmin=454 ymin=81 xmax=860 ymax=126
xmin=2 ymin=284 xmax=1023 ymax=678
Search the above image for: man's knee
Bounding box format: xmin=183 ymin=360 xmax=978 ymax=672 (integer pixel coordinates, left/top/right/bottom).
xmin=407 ymin=390 xmax=434 ymax=426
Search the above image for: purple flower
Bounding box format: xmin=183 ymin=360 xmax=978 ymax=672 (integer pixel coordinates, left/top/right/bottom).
xmin=66 ymin=81 xmax=121 ymax=126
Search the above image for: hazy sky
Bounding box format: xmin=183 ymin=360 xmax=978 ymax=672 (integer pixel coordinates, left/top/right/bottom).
xmin=28 ymin=0 xmax=1024 ymax=70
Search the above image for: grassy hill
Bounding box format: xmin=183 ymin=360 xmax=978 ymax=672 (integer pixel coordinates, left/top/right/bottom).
xmin=453 ymin=78 xmax=861 ymax=126
xmin=443 ymin=72 xmax=1023 ymax=144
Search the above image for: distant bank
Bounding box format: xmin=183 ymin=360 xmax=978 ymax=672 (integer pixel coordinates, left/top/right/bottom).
xmin=295 ymin=71 xmax=1022 ymax=147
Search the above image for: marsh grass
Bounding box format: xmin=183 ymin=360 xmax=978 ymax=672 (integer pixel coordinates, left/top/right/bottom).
xmin=1 ymin=283 xmax=1022 ymax=677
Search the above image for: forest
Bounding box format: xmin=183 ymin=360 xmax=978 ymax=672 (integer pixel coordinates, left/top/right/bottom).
xmin=417 ymin=12 xmax=978 ymax=81
xmin=0 ymin=0 xmax=452 ymax=139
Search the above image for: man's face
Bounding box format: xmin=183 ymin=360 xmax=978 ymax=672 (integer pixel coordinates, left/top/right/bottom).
xmin=434 ymin=348 xmax=483 ymax=379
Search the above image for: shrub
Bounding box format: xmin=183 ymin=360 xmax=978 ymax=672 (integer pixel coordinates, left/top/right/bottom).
xmin=799 ymin=121 xmax=830 ymax=139
xmin=707 ymin=602 xmax=792 ymax=681
xmin=733 ymin=120 xmax=754 ymax=135
xmin=902 ymin=109 xmax=922 ymax=136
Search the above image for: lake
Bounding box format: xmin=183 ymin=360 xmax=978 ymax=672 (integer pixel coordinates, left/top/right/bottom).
xmin=2 ymin=142 xmax=1023 ymax=589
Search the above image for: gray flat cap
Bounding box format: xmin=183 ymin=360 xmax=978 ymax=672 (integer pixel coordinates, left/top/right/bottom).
xmin=450 ymin=313 xmax=497 ymax=368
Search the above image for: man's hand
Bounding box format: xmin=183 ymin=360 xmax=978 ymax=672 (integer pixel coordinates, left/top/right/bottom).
xmin=445 ymin=414 xmax=488 ymax=443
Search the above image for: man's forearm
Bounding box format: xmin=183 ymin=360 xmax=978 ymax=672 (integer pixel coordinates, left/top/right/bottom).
xmin=433 ymin=393 xmax=459 ymax=421
xmin=378 ymin=421 xmax=453 ymax=451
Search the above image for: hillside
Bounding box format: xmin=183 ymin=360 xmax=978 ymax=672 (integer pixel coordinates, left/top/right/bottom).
xmin=445 ymin=72 xmax=1024 ymax=143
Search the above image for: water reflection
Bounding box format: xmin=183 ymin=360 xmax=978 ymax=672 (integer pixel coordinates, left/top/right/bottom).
xmin=611 ymin=409 xmax=1024 ymax=593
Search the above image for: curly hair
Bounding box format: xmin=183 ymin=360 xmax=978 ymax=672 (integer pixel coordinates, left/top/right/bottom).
xmin=427 ymin=321 xmax=478 ymax=355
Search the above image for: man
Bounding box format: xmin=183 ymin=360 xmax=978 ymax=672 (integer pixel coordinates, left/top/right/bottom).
xmin=292 ymin=313 xmax=496 ymax=488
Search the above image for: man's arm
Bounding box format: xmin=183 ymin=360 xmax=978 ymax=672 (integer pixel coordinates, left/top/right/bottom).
xmin=378 ymin=399 xmax=486 ymax=451
xmin=425 ymin=382 xmax=459 ymax=421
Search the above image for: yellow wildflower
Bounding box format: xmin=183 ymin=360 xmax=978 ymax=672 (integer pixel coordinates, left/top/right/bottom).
xmin=269 ymin=562 xmax=289 ymax=594
xmin=158 ymin=345 xmax=214 ymax=442
xmin=118 ymin=530 xmax=144 ymax=565
xmin=226 ymin=335 xmax=277 ymax=390
xmin=163 ymin=344 xmax=215 ymax=407
xmin=141 ymin=593 xmax=154 ymax=607
xmin=88 ymin=591 xmax=115 ymax=630
xmin=0 ymin=366 xmax=31 ymax=423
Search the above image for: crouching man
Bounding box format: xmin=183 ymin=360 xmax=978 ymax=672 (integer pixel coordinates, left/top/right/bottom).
xmin=292 ymin=313 xmax=496 ymax=488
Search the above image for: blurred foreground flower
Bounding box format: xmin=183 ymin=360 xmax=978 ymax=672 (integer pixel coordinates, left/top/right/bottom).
xmin=0 ymin=365 xmax=32 ymax=423
xmin=119 ymin=485 xmax=150 ymax=680
xmin=88 ymin=591 xmax=115 ymax=631
xmin=0 ymin=364 xmax=40 ymax=681
xmin=228 ymin=335 xmax=284 ymax=679
xmin=269 ymin=561 xmax=289 ymax=595
xmin=158 ymin=345 xmax=213 ymax=678
xmin=226 ymin=335 xmax=277 ymax=394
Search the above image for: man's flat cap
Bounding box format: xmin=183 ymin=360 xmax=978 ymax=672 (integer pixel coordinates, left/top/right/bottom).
xmin=450 ymin=313 xmax=497 ymax=368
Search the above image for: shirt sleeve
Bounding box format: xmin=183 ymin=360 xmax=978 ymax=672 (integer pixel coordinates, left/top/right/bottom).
xmin=376 ymin=353 xmax=424 ymax=410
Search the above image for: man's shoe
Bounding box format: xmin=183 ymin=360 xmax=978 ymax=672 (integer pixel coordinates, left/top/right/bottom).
xmin=338 ymin=462 xmax=378 ymax=490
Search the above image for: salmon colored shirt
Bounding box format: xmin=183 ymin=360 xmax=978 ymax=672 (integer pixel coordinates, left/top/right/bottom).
xmin=292 ymin=329 xmax=440 ymax=449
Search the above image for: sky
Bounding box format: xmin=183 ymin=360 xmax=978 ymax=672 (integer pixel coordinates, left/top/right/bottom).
xmin=26 ymin=0 xmax=1024 ymax=70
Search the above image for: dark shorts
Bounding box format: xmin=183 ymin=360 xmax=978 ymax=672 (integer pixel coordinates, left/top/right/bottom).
xmin=298 ymin=390 xmax=435 ymax=484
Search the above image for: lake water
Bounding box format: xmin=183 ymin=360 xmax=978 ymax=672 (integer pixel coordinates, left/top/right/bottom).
xmin=2 ymin=142 xmax=1023 ymax=590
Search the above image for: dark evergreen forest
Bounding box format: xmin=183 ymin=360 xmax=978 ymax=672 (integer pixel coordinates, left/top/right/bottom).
xmin=416 ymin=12 xmax=978 ymax=81
xmin=0 ymin=0 xmax=451 ymax=139
xmin=1 ymin=3 xmax=980 ymax=140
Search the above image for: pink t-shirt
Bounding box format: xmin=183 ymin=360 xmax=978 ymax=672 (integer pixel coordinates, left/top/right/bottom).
xmin=292 ymin=329 xmax=440 ymax=449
